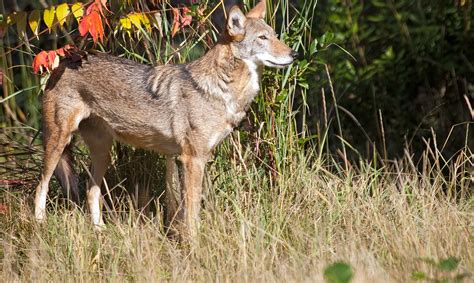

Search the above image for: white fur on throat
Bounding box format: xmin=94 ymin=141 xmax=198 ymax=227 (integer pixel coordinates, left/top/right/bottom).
xmin=243 ymin=59 xmax=260 ymax=93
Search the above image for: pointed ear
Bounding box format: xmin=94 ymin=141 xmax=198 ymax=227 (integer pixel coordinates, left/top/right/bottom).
xmin=246 ymin=0 xmax=266 ymax=19
xmin=227 ymin=6 xmax=246 ymax=40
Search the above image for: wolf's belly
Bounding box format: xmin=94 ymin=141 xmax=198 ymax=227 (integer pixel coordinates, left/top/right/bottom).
xmin=112 ymin=130 xmax=182 ymax=155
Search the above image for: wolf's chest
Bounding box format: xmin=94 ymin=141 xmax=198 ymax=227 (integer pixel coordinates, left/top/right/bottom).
xmin=207 ymin=124 xmax=234 ymax=150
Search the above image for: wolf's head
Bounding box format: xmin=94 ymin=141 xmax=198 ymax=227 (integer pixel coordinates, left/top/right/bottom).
xmin=225 ymin=1 xmax=297 ymax=68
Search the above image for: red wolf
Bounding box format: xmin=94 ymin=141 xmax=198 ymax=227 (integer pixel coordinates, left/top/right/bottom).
xmin=34 ymin=0 xmax=297 ymax=238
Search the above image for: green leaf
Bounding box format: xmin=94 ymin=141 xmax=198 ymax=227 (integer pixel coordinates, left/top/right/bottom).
xmin=309 ymin=39 xmax=318 ymax=55
xmin=298 ymin=134 xmax=317 ymax=145
xmin=298 ymin=79 xmax=309 ymax=89
xmin=383 ymin=46 xmax=394 ymax=60
xmin=411 ymin=271 xmax=426 ymax=281
xmin=56 ymin=3 xmax=70 ymax=27
xmin=319 ymin=32 xmax=335 ymax=47
xmin=438 ymin=257 xmax=460 ymax=271
xmin=324 ymin=262 xmax=353 ymax=283
xmin=15 ymin=11 xmax=27 ymax=37
xmin=28 ymin=10 xmax=41 ymax=36
xmin=43 ymin=6 xmax=56 ymax=32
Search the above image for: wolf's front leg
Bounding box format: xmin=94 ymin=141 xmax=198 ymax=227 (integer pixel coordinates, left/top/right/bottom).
xmin=179 ymin=154 xmax=206 ymax=240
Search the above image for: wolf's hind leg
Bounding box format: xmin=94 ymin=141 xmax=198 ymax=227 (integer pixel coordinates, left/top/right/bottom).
xmin=165 ymin=156 xmax=182 ymax=233
xmin=35 ymin=106 xmax=81 ymax=222
xmin=79 ymin=119 xmax=113 ymax=227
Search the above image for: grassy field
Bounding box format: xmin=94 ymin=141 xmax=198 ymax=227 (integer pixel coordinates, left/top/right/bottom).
xmin=1 ymin=137 xmax=472 ymax=282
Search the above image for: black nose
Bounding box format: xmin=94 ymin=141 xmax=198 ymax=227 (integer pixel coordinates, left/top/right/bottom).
xmin=290 ymin=50 xmax=299 ymax=59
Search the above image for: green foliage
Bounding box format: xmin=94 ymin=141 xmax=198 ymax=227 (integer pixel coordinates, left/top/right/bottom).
xmin=311 ymin=0 xmax=473 ymax=157
xmin=412 ymin=257 xmax=471 ymax=282
xmin=438 ymin=257 xmax=461 ymax=271
xmin=323 ymin=261 xmax=354 ymax=283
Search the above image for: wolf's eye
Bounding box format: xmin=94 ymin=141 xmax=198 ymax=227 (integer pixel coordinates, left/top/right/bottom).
xmin=258 ymin=35 xmax=268 ymax=40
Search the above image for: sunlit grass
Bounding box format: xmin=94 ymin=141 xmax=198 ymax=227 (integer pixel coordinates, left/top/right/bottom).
xmin=1 ymin=145 xmax=472 ymax=281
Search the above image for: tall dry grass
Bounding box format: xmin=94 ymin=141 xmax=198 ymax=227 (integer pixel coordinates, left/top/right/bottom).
xmin=1 ymin=144 xmax=472 ymax=282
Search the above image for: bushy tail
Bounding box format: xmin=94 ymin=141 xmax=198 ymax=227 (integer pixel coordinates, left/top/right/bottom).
xmin=54 ymin=143 xmax=81 ymax=203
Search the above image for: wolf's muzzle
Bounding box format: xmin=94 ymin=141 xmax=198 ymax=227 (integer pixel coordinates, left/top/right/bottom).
xmin=290 ymin=50 xmax=299 ymax=59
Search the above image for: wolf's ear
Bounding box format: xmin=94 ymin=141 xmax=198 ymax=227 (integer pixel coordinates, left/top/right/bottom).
xmin=227 ymin=6 xmax=246 ymax=41
xmin=246 ymin=0 xmax=266 ymax=19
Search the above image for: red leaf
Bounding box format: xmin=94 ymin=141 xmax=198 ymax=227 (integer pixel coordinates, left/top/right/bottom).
xmin=94 ymin=0 xmax=107 ymax=15
xmin=56 ymin=47 xmax=66 ymax=57
xmin=86 ymin=1 xmax=97 ymax=15
xmin=47 ymin=50 xmax=56 ymax=65
xmin=78 ymin=1 xmax=105 ymax=43
xmin=32 ymin=50 xmax=48 ymax=73
xmin=171 ymin=7 xmax=192 ymax=38
xmin=78 ymin=13 xmax=90 ymax=36
xmin=32 ymin=45 xmax=77 ymax=74
xmin=181 ymin=7 xmax=192 ymax=27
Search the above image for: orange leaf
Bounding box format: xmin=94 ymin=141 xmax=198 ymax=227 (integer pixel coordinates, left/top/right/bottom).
xmin=32 ymin=51 xmax=48 ymax=73
xmin=171 ymin=7 xmax=180 ymax=38
xmin=78 ymin=2 xmax=104 ymax=43
xmin=90 ymin=10 xmax=104 ymax=42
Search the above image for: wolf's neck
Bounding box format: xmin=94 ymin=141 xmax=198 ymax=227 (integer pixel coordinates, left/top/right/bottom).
xmin=187 ymin=43 xmax=262 ymax=125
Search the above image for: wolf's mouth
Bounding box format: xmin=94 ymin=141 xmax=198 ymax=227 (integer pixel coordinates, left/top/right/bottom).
xmin=265 ymin=60 xmax=293 ymax=67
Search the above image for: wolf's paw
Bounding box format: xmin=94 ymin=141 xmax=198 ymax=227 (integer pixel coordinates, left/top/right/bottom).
xmin=35 ymin=210 xmax=46 ymax=223
xmin=93 ymin=222 xmax=106 ymax=232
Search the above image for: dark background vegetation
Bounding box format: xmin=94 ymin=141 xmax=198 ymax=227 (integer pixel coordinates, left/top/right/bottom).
xmin=308 ymin=0 xmax=473 ymax=160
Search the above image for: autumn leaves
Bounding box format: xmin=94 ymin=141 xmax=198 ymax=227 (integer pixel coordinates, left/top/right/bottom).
xmin=30 ymin=0 xmax=102 ymax=74
xmin=2 ymin=0 xmax=197 ymax=75
xmin=31 ymin=45 xmax=76 ymax=74
xmin=2 ymin=2 xmax=84 ymax=38
xmin=78 ymin=0 xmax=106 ymax=43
